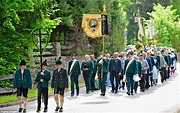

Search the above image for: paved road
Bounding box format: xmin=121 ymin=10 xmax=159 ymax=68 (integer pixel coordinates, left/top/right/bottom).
xmin=0 ymin=64 xmax=180 ymax=113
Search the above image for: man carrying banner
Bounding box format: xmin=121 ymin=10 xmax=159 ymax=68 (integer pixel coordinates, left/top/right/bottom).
xmin=96 ymin=51 xmax=109 ymax=96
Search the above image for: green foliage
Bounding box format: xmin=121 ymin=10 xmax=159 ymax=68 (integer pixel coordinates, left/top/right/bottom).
xmin=0 ymin=0 xmax=60 ymax=76
xmin=104 ymin=0 xmax=128 ymax=53
xmin=126 ymin=0 xmax=171 ymax=44
xmin=50 ymin=0 xmax=128 ymax=56
xmin=0 ymin=80 xmax=13 ymax=88
xmin=146 ymin=4 xmax=180 ymax=50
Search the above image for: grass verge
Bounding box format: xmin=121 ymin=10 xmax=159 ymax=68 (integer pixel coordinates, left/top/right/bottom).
xmin=0 ymin=82 xmax=84 ymax=104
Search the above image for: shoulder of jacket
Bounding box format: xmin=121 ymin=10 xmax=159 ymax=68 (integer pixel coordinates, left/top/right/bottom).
xmin=53 ymin=69 xmax=57 ymax=72
xmin=46 ymin=70 xmax=51 ymax=73
xmin=16 ymin=69 xmax=21 ymax=72
xmin=62 ymin=68 xmax=67 ymax=71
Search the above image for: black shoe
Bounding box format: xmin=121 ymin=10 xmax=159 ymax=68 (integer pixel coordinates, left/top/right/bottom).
xmin=86 ymin=92 xmax=89 ymax=94
xmin=23 ymin=109 xmax=26 ymax=113
xmin=126 ymin=92 xmax=130 ymax=96
xmin=43 ymin=107 xmax=47 ymax=112
xmin=100 ymin=94 xmax=105 ymax=96
xmin=115 ymin=91 xmax=118 ymax=93
xmin=59 ymin=107 xmax=63 ymax=112
xmin=55 ymin=107 xmax=60 ymax=111
xmin=36 ymin=109 xmax=41 ymax=112
xmin=71 ymin=94 xmax=74 ymax=97
xmin=111 ymin=90 xmax=114 ymax=93
xmin=131 ymin=93 xmax=133 ymax=95
xmin=19 ymin=108 xmax=23 ymax=112
xmin=135 ymin=91 xmax=137 ymax=94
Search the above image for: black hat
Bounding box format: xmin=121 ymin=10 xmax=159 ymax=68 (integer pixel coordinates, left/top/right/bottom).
xmin=161 ymin=50 xmax=165 ymax=53
xmin=70 ymin=53 xmax=76 ymax=57
xmin=127 ymin=51 xmax=133 ymax=55
xmin=56 ymin=59 xmax=62 ymax=65
xmin=20 ymin=60 xmax=26 ymax=65
xmin=42 ymin=60 xmax=47 ymax=66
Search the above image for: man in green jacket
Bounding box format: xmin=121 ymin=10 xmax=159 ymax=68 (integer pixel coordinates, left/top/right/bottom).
xmin=36 ymin=60 xmax=51 ymax=112
xmin=68 ymin=53 xmax=81 ymax=96
xmin=124 ymin=51 xmax=138 ymax=95
xmin=81 ymin=55 xmax=94 ymax=94
xmin=13 ymin=60 xmax=32 ymax=113
xmin=51 ymin=59 xmax=68 ymax=112
xmin=96 ymin=52 xmax=109 ymax=96
xmin=90 ymin=54 xmax=97 ymax=92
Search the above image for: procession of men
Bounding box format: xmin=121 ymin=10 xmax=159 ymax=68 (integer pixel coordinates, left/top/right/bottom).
xmin=13 ymin=45 xmax=178 ymax=113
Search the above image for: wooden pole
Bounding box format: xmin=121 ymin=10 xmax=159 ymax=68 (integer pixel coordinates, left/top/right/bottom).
xmin=101 ymin=36 xmax=105 ymax=80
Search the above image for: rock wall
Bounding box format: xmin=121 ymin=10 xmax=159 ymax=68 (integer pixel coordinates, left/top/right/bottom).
xmin=32 ymin=56 xmax=85 ymax=82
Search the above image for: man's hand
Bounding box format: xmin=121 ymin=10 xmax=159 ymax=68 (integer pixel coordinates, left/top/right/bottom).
xmin=140 ymin=75 xmax=143 ymax=78
xmin=119 ymin=73 xmax=121 ymax=76
xmin=14 ymin=88 xmax=17 ymax=90
xmin=52 ymin=88 xmax=54 ymax=91
xmin=65 ymin=88 xmax=68 ymax=91
xmin=83 ymin=68 xmax=88 ymax=71
xmin=41 ymin=72 xmax=44 ymax=75
xmin=40 ymin=79 xmax=43 ymax=82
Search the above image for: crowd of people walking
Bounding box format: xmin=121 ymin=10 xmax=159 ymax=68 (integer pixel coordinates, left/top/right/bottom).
xmin=13 ymin=45 xmax=178 ymax=112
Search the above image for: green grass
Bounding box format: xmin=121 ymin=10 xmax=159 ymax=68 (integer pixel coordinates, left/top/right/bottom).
xmin=0 ymin=82 xmax=85 ymax=104
xmin=0 ymin=88 xmax=54 ymax=104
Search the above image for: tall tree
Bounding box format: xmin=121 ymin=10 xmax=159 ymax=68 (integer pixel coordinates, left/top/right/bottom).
xmin=0 ymin=0 xmax=60 ymax=75
xmin=146 ymin=4 xmax=180 ymax=50
xmin=126 ymin=0 xmax=171 ymax=44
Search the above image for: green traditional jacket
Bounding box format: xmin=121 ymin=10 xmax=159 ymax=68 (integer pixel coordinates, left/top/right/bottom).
xmin=35 ymin=70 xmax=51 ymax=88
xmin=68 ymin=60 xmax=81 ymax=76
xmin=164 ymin=55 xmax=171 ymax=66
xmin=13 ymin=69 xmax=32 ymax=88
xmin=81 ymin=60 xmax=94 ymax=75
xmin=96 ymin=58 xmax=109 ymax=73
xmin=51 ymin=68 xmax=68 ymax=89
xmin=137 ymin=61 xmax=142 ymax=76
xmin=124 ymin=58 xmax=138 ymax=75
xmin=92 ymin=59 xmax=97 ymax=75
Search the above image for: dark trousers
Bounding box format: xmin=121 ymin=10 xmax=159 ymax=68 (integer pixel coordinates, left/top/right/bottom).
xmin=37 ymin=88 xmax=48 ymax=109
xmin=83 ymin=74 xmax=91 ymax=93
xmin=145 ymin=72 xmax=150 ymax=89
xmin=70 ymin=74 xmax=79 ymax=96
xmin=98 ymin=72 xmax=107 ymax=94
xmin=149 ymin=73 xmax=153 ymax=86
xmin=110 ymin=72 xmax=119 ymax=92
xmin=134 ymin=81 xmax=138 ymax=92
xmin=167 ymin=67 xmax=170 ymax=78
xmin=160 ymin=67 xmax=165 ymax=83
xmin=164 ymin=68 xmax=167 ymax=81
xmin=140 ymin=74 xmax=146 ymax=91
xmin=126 ymin=74 xmax=134 ymax=93
xmin=90 ymin=72 xmax=96 ymax=90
